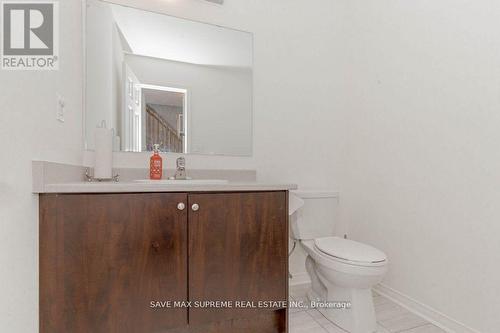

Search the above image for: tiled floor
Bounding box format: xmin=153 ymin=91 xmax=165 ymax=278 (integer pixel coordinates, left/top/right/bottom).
xmin=289 ymin=284 xmax=447 ymax=333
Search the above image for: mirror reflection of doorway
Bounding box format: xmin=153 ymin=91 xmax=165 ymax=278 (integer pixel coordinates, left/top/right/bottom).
xmin=141 ymin=85 xmax=187 ymax=153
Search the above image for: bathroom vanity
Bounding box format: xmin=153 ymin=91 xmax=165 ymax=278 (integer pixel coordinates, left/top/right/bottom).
xmin=38 ymin=182 xmax=295 ymax=333
xmin=36 ymin=0 xmax=294 ymax=330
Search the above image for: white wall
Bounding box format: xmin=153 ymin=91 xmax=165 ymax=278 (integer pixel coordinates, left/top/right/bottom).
xmin=0 ymin=1 xmax=83 ymax=332
xmin=125 ymin=53 xmax=253 ymax=155
xmin=342 ymin=1 xmax=500 ymax=332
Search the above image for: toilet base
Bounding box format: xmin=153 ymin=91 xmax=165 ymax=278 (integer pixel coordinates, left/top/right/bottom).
xmin=305 ymin=256 xmax=378 ymax=333
xmin=312 ymin=286 xmax=377 ymax=333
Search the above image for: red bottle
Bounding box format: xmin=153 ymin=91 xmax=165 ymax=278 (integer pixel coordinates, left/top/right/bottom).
xmin=150 ymin=144 xmax=163 ymax=180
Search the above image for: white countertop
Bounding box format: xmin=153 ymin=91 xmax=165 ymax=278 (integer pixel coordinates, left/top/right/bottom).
xmin=35 ymin=181 xmax=298 ymax=194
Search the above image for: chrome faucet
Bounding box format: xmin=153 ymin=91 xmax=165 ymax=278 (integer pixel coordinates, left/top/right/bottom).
xmin=174 ymin=157 xmax=187 ymax=180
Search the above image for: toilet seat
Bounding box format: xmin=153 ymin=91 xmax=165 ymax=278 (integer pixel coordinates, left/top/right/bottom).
xmin=314 ymin=237 xmax=387 ymax=265
xmin=301 ymin=239 xmax=387 ymax=276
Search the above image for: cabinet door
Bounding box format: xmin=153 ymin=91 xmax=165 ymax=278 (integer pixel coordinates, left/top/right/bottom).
xmin=188 ymin=192 xmax=288 ymax=325
xmin=40 ymin=193 xmax=188 ymax=333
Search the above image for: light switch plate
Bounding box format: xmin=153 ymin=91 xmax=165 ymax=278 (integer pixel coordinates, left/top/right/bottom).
xmin=56 ymin=95 xmax=65 ymax=122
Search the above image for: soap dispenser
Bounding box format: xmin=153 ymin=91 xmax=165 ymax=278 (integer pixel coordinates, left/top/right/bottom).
xmin=150 ymin=144 xmax=163 ymax=180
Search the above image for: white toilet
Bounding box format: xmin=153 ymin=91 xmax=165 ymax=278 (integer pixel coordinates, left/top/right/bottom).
xmin=290 ymin=190 xmax=388 ymax=333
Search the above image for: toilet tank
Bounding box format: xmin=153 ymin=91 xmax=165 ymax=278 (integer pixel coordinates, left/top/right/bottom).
xmin=290 ymin=190 xmax=341 ymax=240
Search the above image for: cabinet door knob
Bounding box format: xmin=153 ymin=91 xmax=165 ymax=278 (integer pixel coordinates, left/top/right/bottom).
xmin=191 ymin=204 xmax=200 ymax=212
xmin=177 ymin=203 xmax=186 ymax=211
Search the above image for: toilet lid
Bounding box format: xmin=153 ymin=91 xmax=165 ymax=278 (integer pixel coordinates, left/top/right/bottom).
xmin=314 ymin=237 xmax=387 ymax=264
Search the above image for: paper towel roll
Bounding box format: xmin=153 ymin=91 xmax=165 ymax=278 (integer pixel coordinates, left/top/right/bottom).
xmin=94 ymin=124 xmax=113 ymax=179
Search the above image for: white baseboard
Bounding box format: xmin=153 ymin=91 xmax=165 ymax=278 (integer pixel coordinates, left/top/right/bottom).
xmin=289 ymin=272 xmax=310 ymax=287
xmin=374 ymin=284 xmax=481 ymax=333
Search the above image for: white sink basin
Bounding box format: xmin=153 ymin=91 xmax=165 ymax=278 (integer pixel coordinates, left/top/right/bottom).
xmin=133 ymin=179 xmax=229 ymax=185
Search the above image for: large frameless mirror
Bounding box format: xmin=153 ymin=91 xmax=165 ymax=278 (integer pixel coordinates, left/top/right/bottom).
xmin=85 ymin=0 xmax=253 ymax=156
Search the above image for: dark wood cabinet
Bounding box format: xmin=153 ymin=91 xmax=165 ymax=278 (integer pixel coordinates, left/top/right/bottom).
xmin=188 ymin=192 xmax=288 ymax=325
xmin=40 ymin=191 xmax=288 ymax=333
xmin=40 ymin=193 xmax=188 ymax=333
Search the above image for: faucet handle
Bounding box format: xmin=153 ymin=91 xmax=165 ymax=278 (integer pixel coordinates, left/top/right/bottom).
xmin=174 ymin=157 xmax=187 ymax=180
xmin=176 ymin=157 xmax=186 ymax=169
